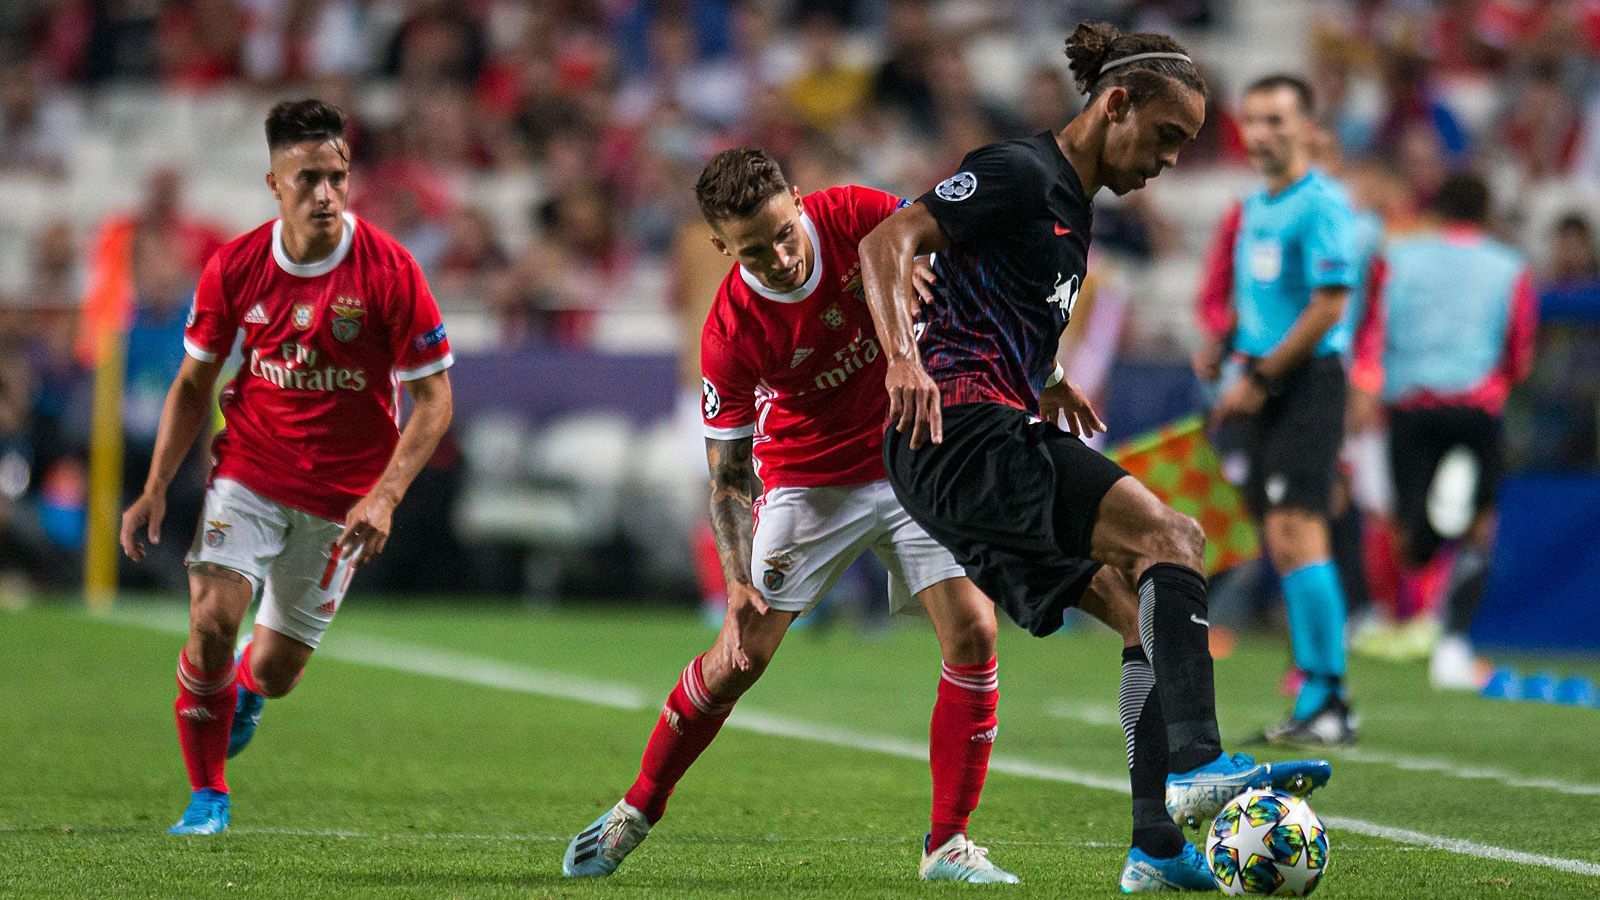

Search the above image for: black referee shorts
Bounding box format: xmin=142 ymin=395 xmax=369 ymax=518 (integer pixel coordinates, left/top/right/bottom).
xmin=1240 ymin=355 xmax=1348 ymax=519
xmin=1388 ymin=405 xmax=1503 ymax=564
xmin=883 ymin=402 xmax=1128 ymax=637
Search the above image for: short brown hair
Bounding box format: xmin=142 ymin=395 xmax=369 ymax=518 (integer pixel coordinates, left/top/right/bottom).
xmin=695 ymin=148 xmax=789 ymax=226
xmin=1246 ymin=74 xmax=1315 ymax=116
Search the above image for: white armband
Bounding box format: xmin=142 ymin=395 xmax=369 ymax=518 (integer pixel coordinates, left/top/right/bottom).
xmin=1044 ymin=362 xmax=1065 ymax=389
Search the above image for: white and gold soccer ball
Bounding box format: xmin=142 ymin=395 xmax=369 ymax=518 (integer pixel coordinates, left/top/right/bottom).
xmin=1205 ymin=789 xmax=1329 ymax=896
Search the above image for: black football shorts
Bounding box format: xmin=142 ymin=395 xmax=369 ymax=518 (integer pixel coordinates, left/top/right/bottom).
xmin=884 ymin=402 xmax=1127 ymax=637
xmin=1239 ymin=355 xmax=1348 ymax=519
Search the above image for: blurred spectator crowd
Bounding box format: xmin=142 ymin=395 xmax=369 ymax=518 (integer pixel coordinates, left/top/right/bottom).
xmin=0 ymin=0 xmax=1598 ymax=596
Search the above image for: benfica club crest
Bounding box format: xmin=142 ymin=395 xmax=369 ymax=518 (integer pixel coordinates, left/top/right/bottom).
xmin=762 ymin=550 xmax=794 ymax=592
xmin=203 ymin=520 xmax=231 ymax=548
xmin=840 ymin=262 xmax=865 ymax=301
xmin=292 ymin=304 xmax=314 ymax=330
xmin=819 ymin=303 xmax=845 ymax=330
xmin=330 ymin=298 xmax=365 ymax=342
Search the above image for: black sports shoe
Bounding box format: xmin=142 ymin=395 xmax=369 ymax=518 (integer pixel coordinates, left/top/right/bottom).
xmin=1257 ymin=696 xmax=1356 ymax=747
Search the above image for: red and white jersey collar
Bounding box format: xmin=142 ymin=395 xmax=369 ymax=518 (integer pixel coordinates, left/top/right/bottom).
xmin=737 ymin=211 xmax=823 ymax=303
xmin=271 ymin=212 xmax=358 ymax=278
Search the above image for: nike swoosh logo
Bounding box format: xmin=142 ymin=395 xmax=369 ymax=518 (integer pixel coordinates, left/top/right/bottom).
xmin=1053 ymin=222 xmax=1071 ymax=236
xmin=1190 ymin=614 xmax=1210 ymax=627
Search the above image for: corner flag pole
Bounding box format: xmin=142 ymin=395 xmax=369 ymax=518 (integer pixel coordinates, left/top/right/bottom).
xmin=80 ymin=218 xmax=136 ymax=616
xmin=84 ymin=323 xmax=126 ymax=615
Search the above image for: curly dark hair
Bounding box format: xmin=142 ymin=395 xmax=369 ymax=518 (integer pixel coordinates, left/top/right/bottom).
xmin=1063 ymin=22 xmax=1205 ymax=107
xmin=265 ymin=99 xmax=347 ymax=151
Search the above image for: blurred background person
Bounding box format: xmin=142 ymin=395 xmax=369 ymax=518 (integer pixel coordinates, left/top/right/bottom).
xmin=1351 ymin=172 xmax=1537 ymax=690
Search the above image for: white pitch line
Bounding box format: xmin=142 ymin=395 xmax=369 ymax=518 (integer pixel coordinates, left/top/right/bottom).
xmin=99 ymin=605 xmax=1600 ymax=877
xmin=1045 ymin=701 xmax=1123 ymax=728
xmin=1332 ymin=748 xmax=1600 ymax=798
xmin=1048 ymin=700 xmax=1600 ymax=799
xmin=1320 ymin=818 xmax=1600 ymax=877
xmin=8 ymin=825 xmax=1416 ymax=852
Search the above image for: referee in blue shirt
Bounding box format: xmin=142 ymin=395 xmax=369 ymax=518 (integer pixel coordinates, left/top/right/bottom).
xmin=1210 ymin=75 xmax=1359 ymax=746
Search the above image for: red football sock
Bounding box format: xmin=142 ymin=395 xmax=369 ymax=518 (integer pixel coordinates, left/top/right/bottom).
xmin=928 ymin=657 xmax=999 ymax=850
xmin=174 ymin=650 xmax=238 ymax=794
xmin=1362 ymin=516 xmax=1400 ymax=619
xmin=623 ymin=654 xmax=735 ymax=823
xmin=237 ymin=643 xmax=262 ymax=695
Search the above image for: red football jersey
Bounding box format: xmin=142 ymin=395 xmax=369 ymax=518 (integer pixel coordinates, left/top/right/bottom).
xmin=700 ymin=185 xmax=907 ymax=489
xmin=184 ymin=212 xmax=453 ymax=523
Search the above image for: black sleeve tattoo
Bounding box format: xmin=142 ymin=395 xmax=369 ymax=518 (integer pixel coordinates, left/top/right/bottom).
xmin=705 ymin=437 xmax=758 ymax=588
xmin=187 ymin=562 xmax=250 ymax=585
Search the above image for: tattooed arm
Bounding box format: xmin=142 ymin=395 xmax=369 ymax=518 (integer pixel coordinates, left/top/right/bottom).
xmin=706 ymin=435 xmax=767 ymax=669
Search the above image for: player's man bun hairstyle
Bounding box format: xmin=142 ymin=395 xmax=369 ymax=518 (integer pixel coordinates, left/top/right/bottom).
xmin=265 ymin=99 xmax=347 ymax=152
xmin=1064 ymin=22 xmax=1205 ymax=106
xmin=696 ymin=148 xmax=791 ymax=226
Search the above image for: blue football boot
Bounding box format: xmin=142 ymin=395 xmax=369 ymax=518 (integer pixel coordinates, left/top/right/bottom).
xmin=167 ymin=788 xmax=231 ymax=835
xmin=227 ymin=644 xmax=265 ymax=759
xmin=1165 ymin=752 xmax=1331 ymax=829
xmin=562 ymin=801 xmax=652 ymax=877
xmin=1119 ymin=842 xmax=1216 ymax=892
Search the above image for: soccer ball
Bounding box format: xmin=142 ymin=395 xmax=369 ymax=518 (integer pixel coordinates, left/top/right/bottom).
xmin=1206 ymin=789 xmax=1329 ymax=896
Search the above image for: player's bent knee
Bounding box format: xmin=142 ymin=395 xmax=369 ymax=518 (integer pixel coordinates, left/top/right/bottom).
xmin=250 ymin=667 xmax=302 ymax=698
xmin=188 ymin=608 xmax=240 ymax=651
xmin=945 ymin=616 xmax=998 ymax=664
xmin=1132 ymin=509 xmax=1204 ymax=574
xmin=1164 ymin=510 xmax=1206 ymax=569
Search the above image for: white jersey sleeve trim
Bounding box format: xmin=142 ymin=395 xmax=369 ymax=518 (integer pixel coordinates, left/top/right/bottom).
xmin=396 ymin=351 xmax=455 ymax=382
xmin=183 ymin=337 xmax=219 ymax=363
xmin=704 ymin=423 xmax=755 ymax=440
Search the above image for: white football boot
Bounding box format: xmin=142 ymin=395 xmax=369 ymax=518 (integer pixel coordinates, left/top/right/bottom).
xmin=562 ymin=800 xmax=652 ymax=877
xmin=919 ymin=833 xmax=1021 ymax=884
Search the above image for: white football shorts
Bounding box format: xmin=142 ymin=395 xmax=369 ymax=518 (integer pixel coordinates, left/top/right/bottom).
xmin=749 ymin=479 xmax=967 ymax=615
xmin=185 ymin=477 xmax=358 ymax=649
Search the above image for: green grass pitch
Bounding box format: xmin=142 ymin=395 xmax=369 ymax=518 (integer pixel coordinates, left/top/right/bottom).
xmin=3 ymin=596 xmax=1599 ymax=897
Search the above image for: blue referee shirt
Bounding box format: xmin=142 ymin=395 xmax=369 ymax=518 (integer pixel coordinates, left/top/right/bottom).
xmin=1232 ymin=169 xmax=1359 ymax=358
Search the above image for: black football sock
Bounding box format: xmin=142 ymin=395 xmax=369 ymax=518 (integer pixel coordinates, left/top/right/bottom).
xmin=1121 ymin=646 xmax=1186 ymax=859
xmin=1138 ymin=563 xmax=1224 ymax=774
xmin=1444 ymin=545 xmax=1490 ymax=637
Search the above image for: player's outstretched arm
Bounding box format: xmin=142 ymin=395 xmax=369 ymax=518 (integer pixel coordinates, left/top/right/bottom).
xmin=338 ymin=370 xmax=453 ymax=565
xmin=860 ymin=203 xmax=950 ymax=449
xmin=706 ymin=436 xmax=765 ymax=670
xmin=120 ymin=354 xmax=223 ymax=562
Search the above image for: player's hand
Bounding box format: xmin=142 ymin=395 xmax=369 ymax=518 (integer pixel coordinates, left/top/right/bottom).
xmin=1040 ymin=378 xmax=1107 ymax=438
xmin=886 ymin=357 xmax=943 ymax=449
xmin=720 ymin=582 xmax=771 ymax=672
xmin=908 ymin=256 xmax=938 ymax=315
xmin=338 ymin=493 xmax=395 ymax=566
xmin=1210 ymin=377 xmax=1267 ymax=427
xmin=119 ymin=492 xmax=166 ymax=562
xmin=1192 ymin=340 xmax=1225 ymax=383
